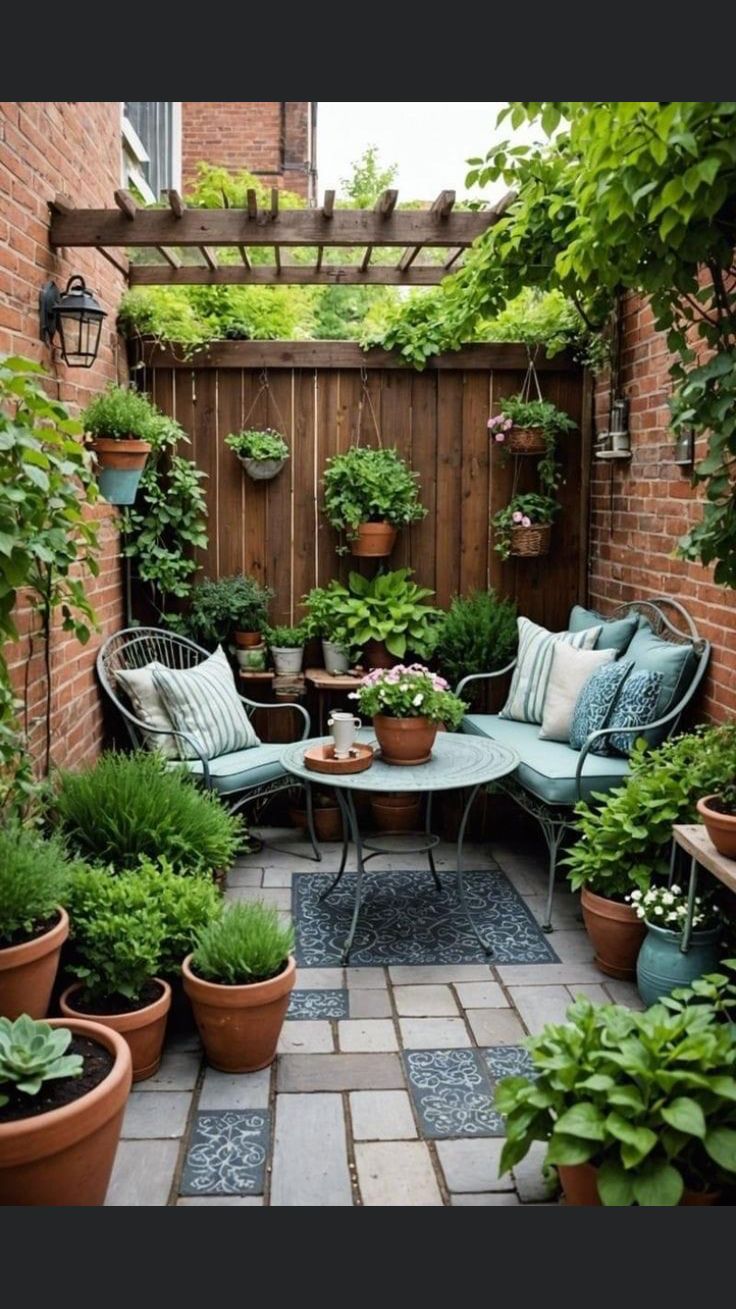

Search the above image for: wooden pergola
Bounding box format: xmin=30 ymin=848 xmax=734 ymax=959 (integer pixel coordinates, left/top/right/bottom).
xmin=48 ymin=187 xmax=515 ymax=287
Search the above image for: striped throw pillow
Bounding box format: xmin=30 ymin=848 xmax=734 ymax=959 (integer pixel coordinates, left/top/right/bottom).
xmin=499 ymin=617 xmax=602 ymax=724
xmin=152 ymin=645 xmax=260 ymax=760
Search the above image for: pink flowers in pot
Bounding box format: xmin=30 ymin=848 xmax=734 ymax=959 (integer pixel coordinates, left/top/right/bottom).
xmin=487 ymin=414 xmax=514 ymax=443
xmin=350 ymin=664 xmax=466 ymax=729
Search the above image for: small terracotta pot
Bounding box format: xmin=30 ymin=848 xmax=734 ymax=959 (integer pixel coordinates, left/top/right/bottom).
xmin=60 ymin=979 xmax=172 ymax=1083
xmin=0 ymin=1018 xmax=132 ymax=1206
xmin=90 ymin=437 xmax=151 ymax=471
xmin=351 ymin=521 xmax=397 ymax=558
xmin=363 ymin=640 xmax=398 ymax=670
xmin=0 ymin=907 xmax=69 ymax=1021
xmin=370 ymin=792 xmax=422 ymax=832
xmin=697 ymin=795 xmax=736 ymax=859
xmin=580 ymin=887 xmax=646 ymax=980
xmin=374 ymin=714 xmax=438 ymax=766
xmin=234 ymin=630 xmax=262 ymax=648
xmin=559 ymin=1161 xmax=721 ymax=1207
xmin=182 ymin=954 xmax=296 ymax=1072
xmin=289 ymin=804 xmax=343 ymax=842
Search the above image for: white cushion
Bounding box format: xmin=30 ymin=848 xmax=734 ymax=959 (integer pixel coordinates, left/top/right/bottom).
xmin=539 ymin=643 xmax=616 ymax=741
xmin=152 ymin=645 xmax=261 ymax=760
xmin=500 ymin=617 xmax=601 ymax=725
xmin=115 ymin=664 xmax=179 ymax=759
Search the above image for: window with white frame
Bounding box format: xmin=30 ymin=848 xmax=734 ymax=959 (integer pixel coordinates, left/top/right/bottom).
xmin=122 ymin=103 xmax=181 ymax=202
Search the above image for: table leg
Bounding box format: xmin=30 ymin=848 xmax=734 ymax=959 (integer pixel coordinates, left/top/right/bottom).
xmin=304 ymin=781 xmax=322 ymax=863
xmin=456 ymin=784 xmax=493 ymax=957
xmin=680 ymin=854 xmax=698 ymax=954
xmin=425 ymin=792 xmax=442 ymax=891
xmin=319 ymin=788 xmax=350 ymax=900
xmin=334 ymin=790 xmax=365 ymax=964
xmin=667 ymin=838 xmax=678 ymax=889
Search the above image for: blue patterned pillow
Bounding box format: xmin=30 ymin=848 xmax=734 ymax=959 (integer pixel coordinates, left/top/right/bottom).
xmin=569 ymin=659 xmax=634 ymax=752
xmin=606 ymin=670 xmax=664 ymax=757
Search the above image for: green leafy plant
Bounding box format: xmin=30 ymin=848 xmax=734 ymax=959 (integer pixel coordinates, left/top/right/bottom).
xmin=318 ymin=569 xmax=442 ymax=660
xmin=301 ymin=584 xmax=352 ymax=649
xmin=489 ymin=395 xmax=576 ymax=492
xmin=53 ymin=750 xmax=243 ymax=876
xmin=565 ymin=726 xmax=736 ymax=899
xmin=0 ymin=1016 xmax=82 ymax=1107
xmin=662 ymin=958 xmax=736 ymax=1024
xmin=266 ymin=624 xmax=306 ymax=649
xmin=81 ymin=384 xmax=159 ymax=442
xmin=184 ymin=574 xmax=273 ymax=645
xmin=497 ymin=995 xmax=736 ymax=1205
xmin=0 ymin=822 xmax=72 ymax=947
xmin=149 ymin=859 xmax=223 ymax=978
xmin=225 ymin=429 xmax=289 ymax=461
xmin=492 ymin=493 xmax=559 ymax=561
xmin=435 ymin=590 xmax=517 ymax=690
xmin=65 ymin=862 xmax=166 ymax=1003
xmin=191 ymin=900 xmax=294 ymax=985
xmin=352 ymin=664 xmax=466 ymax=729
xmin=322 ymin=447 xmax=426 ymax=547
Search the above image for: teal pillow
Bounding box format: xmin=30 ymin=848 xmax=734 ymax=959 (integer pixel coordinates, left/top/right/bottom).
xmin=568 ymin=605 xmax=638 ymax=654
xmin=624 ymin=627 xmax=697 ymax=744
xmin=569 ymin=659 xmax=634 ymax=752
xmin=606 ymin=670 xmax=663 ymax=757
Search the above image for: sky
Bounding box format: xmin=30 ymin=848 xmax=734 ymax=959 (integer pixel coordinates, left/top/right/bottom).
xmin=316 ymin=102 xmax=536 ymax=204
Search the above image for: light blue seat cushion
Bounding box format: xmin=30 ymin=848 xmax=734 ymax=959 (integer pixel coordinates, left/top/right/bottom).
xmin=568 ymin=604 xmax=638 ymax=654
xmin=172 ymin=743 xmax=287 ymax=796
xmin=462 ymin=714 xmax=630 ymax=806
xmin=623 ymin=626 xmax=698 ymax=744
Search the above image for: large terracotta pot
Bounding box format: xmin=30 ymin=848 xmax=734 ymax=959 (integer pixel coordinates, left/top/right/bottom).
xmin=580 ymin=887 xmax=646 ymax=980
xmin=363 ymin=640 xmax=398 ymax=670
xmin=0 ymin=1018 xmax=132 ymax=1206
xmin=60 ymin=979 xmax=172 ymax=1083
xmin=351 ymin=521 xmax=397 ymax=557
xmin=370 ymin=793 xmax=422 ymax=832
xmin=374 ymin=714 xmax=438 ymax=766
xmin=697 ymin=796 xmax=736 ymax=859
xmin=0 ymin=908 xmax=69 ymax=1021
xmin=91 ymin=438 xmax=151 ymax=506
xmin=182 ymin=954 xmax=296 ymax=1072
xmin=559 ymin=1161 xmax=720 ymax=1207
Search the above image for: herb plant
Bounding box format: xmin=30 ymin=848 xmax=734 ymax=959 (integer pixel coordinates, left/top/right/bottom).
xmin=54 ymin=751 xmax=243 ymax=876
xmin=435 ymin=590 xmax=517 ymax=690
xmin=149 ymin=859 xmax=223 ymax=978
xmin=352 ymin=664 xmax=466 ymax=728
xmin=184 ymin=574 xmax=273 ymax=644
xmin=225 ymin=429 xmax=289 ymax=461
xmin=266 ymin=624 xmax=306 ymax=648
xmin=66 ymin=863 xmax=166 ymax=1003
xmin=492 ymin=493 xmax=559 ymax=560
xmin=302 ymin=585 xmax=352 ymax=650
xmin=0 ymin=1017 xmax=82 ymax=1107
xmin=81 ymin=384 xmax=160 ymax=441
xmin=316 ymin=569 xmax=442 ymax=660
xmin=191 ymin=901 xmax=294 ymax=985
xmin=0 ymin=822 xmax=73 ymax=947
xmin=497 ymin=995 xmax=736 ymax=1205
xmin=322 ymin=446 xmax=426 ymax=544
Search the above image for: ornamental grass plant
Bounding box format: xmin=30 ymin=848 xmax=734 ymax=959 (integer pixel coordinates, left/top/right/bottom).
xmin=191 ymin=901 xmax=294 ymax=986
xmin=0 ymin=823 xmax=73 ymax=946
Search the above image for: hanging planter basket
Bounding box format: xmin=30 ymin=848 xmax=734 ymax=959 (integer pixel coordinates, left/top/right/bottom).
xmin=510 ymin=524 xmax=552 ymax=558
xmin=239 ymin=455 xmax=287 ymax=482
xmin=91 ymin=438 xmax=151 ymax=506
xmin=351 ymin=521 xmax=398 ymax=557
xmin=507 ymin=426 xmax=546 ymax=456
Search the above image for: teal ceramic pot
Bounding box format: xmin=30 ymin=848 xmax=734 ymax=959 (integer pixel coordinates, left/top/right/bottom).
xmin=97 ymin=466 xmax=145 ymax=506
xmin=636 ymin=920 xmax=721 ymax=1007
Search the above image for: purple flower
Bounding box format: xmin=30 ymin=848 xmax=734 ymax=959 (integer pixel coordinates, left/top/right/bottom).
xmin=494 ymin=432 xmax=505 ymax=443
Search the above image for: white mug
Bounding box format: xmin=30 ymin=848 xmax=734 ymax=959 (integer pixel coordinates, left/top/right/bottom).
xmin=328 ymin=711 xmax=362 ymax=758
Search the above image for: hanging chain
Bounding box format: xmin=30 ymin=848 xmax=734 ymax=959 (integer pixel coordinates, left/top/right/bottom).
xmin=519 ymin=343 xmax=544 ymax=403
xmin=355 ymin=366 xmax=383 ymax=448
xmin=241 ymin=367 xmax=289 ymax=437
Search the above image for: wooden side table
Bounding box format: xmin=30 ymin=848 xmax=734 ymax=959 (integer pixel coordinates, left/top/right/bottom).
xmin=304 ymin=667 xmax=364 ymax=733
xmin=671 ymin=823 xmax=736 ymax=950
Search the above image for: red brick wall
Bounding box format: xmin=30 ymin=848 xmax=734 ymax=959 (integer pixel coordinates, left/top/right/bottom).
xmin=591 ymin=292 xmax=735 ymax=722
xmin=182 ymin=102 xmax=314 ymax=198
xmin=0 ymin=101 xmax=127 ymax=772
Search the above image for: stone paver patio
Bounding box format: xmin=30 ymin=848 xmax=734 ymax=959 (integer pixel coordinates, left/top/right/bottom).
xmin=106 ymin=830 xmax=642 ymax=1207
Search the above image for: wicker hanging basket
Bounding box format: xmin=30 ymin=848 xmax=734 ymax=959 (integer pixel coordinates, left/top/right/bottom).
xmin=510 ymin=523 xmax=552 ymax=558
xmin=507 ymin=426 xmax=546 ymax=456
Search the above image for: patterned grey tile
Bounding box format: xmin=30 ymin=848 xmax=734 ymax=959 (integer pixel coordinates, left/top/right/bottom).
xmin=180 ymin=1110 xmax=270 ymax=1197
xmin=481 ymin=1044 xmax=535 ymax=1084
xmin=403 ymin=1048 xmax=501 ymax=1138
xmin=286 ymin=988 xmax=348 ymax=1020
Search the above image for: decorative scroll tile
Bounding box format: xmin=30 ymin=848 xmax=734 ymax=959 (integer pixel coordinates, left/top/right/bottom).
xmin=481 ymin=1044 xmax=536 ymax=1084
xmin=286 ymin=989 xmax=349 ymax=1020
xmin=403 ymin=1048 xmax=503 ymax=1138
xmin=180 ymin=1111 xmax=269 ymax=1197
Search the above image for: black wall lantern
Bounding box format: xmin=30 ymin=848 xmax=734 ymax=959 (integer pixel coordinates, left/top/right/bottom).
xmin=39 ymin=275 xmax=106 ymax=368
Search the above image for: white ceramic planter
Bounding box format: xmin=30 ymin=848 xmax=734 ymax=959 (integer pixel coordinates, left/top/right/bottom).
xmin=322 ymin=639 xmax=349 ymax=675
xmin=235 ymin=644 xmax=267 ymax=671
xmin=272 ymin=646 xmax=304 ymax=675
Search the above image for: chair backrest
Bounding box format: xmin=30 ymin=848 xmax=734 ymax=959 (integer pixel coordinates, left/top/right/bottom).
xmin=96 ymin=626 xmax=211 ymax=749
xmin=607 ymin=595 xmax=711 ymax=736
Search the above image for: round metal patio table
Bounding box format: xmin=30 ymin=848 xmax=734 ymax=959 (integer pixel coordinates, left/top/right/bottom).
xmin=281 ymin=730 xmax=519 ymax=964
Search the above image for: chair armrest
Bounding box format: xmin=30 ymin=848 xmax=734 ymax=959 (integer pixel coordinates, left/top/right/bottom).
xmin=111 ymin=701 xmax=212 ymax=787
xmin=239 ymin=695 xmax=311 ymax=742
xmin=455 ymin=659 xmax=517 ymax=700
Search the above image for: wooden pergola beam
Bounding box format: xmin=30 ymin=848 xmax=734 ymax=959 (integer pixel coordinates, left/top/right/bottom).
xmin=322 ymin=190 xmax=335 ymax=219
xmin=200 ymin=246 xmax=218 ymax=270
xmin=167 ymin=190 xmax=185 ymax=218
xmin=97 ymin=247 xmax=129 ymax=277
xmin=274 ymin=246 xmax=281 ymax=273
xmin=237 ymin=245 xmax=251 ymax=270
xmin=397 ymin=190 xmax=455 ymax=274
xmin=48 ymin=193 xmax=75 ymax=216
xmin=362 ymin=189 xmax=400 ymax=272
xmin=114 ymin=189 xmax=138 ymax=220
xmin=157 ymin=246 xmax=181 ymax=269
xmin=129 ymin=264 xmax=450 ymax=287
xmin=270 ymin=188 xmax=279 ymax=220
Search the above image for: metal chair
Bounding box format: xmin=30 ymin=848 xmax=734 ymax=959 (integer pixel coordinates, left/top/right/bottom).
xmin=97 ymin=626 xmax=321 ymax=860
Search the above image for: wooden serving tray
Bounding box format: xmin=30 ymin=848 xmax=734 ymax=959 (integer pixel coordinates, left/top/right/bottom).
xmin=303 ymin=743 xmax=374 ymax=775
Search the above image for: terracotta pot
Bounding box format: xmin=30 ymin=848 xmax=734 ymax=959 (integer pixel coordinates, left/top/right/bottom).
xmin=363 ymin=640 xmax=398 ymax=670
xmin=60 ymin=979 xmax=171 ymax=1083
xmin=370 ymin=792 xmax=422 ymax=832
xmin=559 ymin=1161 xmax=721 ymax=1207
xmin=0 ymin=907 xmax=69 ymax=1021
xmin=182 ymin=954 xmax=296 ymax=1072
xmin=0 ymin=1018 xmax=132 ymax=1206
xmin=374 ymin=714 xmax=438 ymax=766
xmin=351 ymin=521 xmax=397 ymax=558
xmin=90 ymin=437 xmax=151 ymax=471
xmin=697 ymin=795 xmax=736 ymax=859
xmin=580 ymin=887 xmax=646 ymax=980
xmin=289 ymin=804 xmax=343 ymax=842
xmin=234 ymin=630 xmax=262 ymax=648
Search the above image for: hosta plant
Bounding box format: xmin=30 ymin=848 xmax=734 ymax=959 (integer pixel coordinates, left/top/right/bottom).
xmin=352 ymin=664 xmax=466 ymax=729
xmin=0 ymin=1016 xmax=82 ymax=1107
xmin=318 ymin=569 xmax=442 ymax=660
xmin=497 ymin=996 xmax=736 ymax=1205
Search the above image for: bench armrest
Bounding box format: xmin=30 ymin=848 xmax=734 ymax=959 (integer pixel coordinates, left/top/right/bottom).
xmin=455 ymin=659 xmax=517 ymax=700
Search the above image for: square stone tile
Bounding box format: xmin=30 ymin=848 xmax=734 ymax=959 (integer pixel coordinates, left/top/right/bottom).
xmin=271 ymin=1093 xmax=352 ymax=1207
xmin=277 ymin=1053 xmax=404 ymax=1093
xmin=122 ymin=1091 xmax=191 ymax=1139
xmin=226 ymin=886 xmax=292 ymax=910
xmin=227 ymin=866 xmax=264 ymax=887
xmin=294 ymin=967 xmax=345 ymax=990
xmin=399 ymin=1018 xmax=471 ymax=1049
xmin=180 ymin=1110 xmax=270 ymax=1197
xmin=512 ymin=1139 xmax=550 ymax=1203
xmin=545 ymin=930 xmax=594 ymax=963
xmin=389 ymin=965 xmax=493 ymax=985
xmin=287 ymin=988 xmax=348 ymax=1020
xmin=345 ymin=967 xmax=387 ymax=989
xmin=466 ymin=1009 xmax=526 ymax=1045
xmin=198 ymin=1065 xmax=271 ymax=1110
xmin=454 ymin=981 xmax=508 ymax=1010
xmin=496 ymin=962 xmax=605 ymax=986
xmin=480 ymin=1045 xmax=535 ymax=1085
xmin=437 ymin=1138 xmax=512 ymax=1193
xmin=355 ymin=1141 xmax=443 ymax=1206
xmin=106 ymin=1140 xmax=179 ymax=1206
xmin=177 ymin=1196 xmax=264 ymax=1206
xmin=566 ymin=983 xmax=609 ymax=1004
xmin=604 ymin=979 xmax=645 ymax=1010
xmin=279 ymin=1020 xmax=335 ymax=1054
xmin=134 ymin=1051 xmax=200 ymax=1093
xmin=394 ymin=985 xmax=459 ymax=1017
xmin=508 ymin=985 xmax=572 ymax=1033
xmin=338 ymin=1019 xmax=398 ymax=1053
xmin=403 ymin=1048 xmax=501 ymax=1138
xmin=263 ymin=869 xmax=293 ymax=887
xmin=349 ymin=1090 xmax=417 ymax=1141
xmin=349 ymin=989 xmax=392 ymax=1019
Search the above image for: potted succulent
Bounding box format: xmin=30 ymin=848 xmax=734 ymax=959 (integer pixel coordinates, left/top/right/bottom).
xmin=81 ymin=383 xmax=158 ymax=505
xmin=185 ymin=573 xmax=274 ymax=651
xmin=492 ymin=493 xmax=559 ymax=560
xmin=225 ymin=428 xmax=290 ymax=481
xmin=351 ymin=664 xmax=466 ymax=766
xmin=182 ymin=901 xmax=295 ymax=1072
xmin=488 ymin=395 xmax=576 ymax=490
xmin=497 ymin=995 xmax=736 ymax=1206
xmin=0 ymin=823 xmax=71 ymax=1021
xmin=628 ymin=884 xmax=723 ymax=1006
xmin=697 ymin=782 xmax=736 ymax=858
xmin=302 ymin=584 xmax=355 ymax=675
xmin=0 ymin=1014 xmax=132 ymax=1206
xmin=318 ymin=569 xmax=442 ymax=670
xmin=322 ymin=446 xmax=427 ymax=557
xmin=266 ymin=624 xmax=307 ymax=676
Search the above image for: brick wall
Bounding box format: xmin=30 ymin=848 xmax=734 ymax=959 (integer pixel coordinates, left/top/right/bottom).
xmin=0 ymin=101 xmax=127 ymax=772
xmin=182 ymin=102 xmax=314 ymax=199
xmin=591 ymin=291 xmax=736 ymax=722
